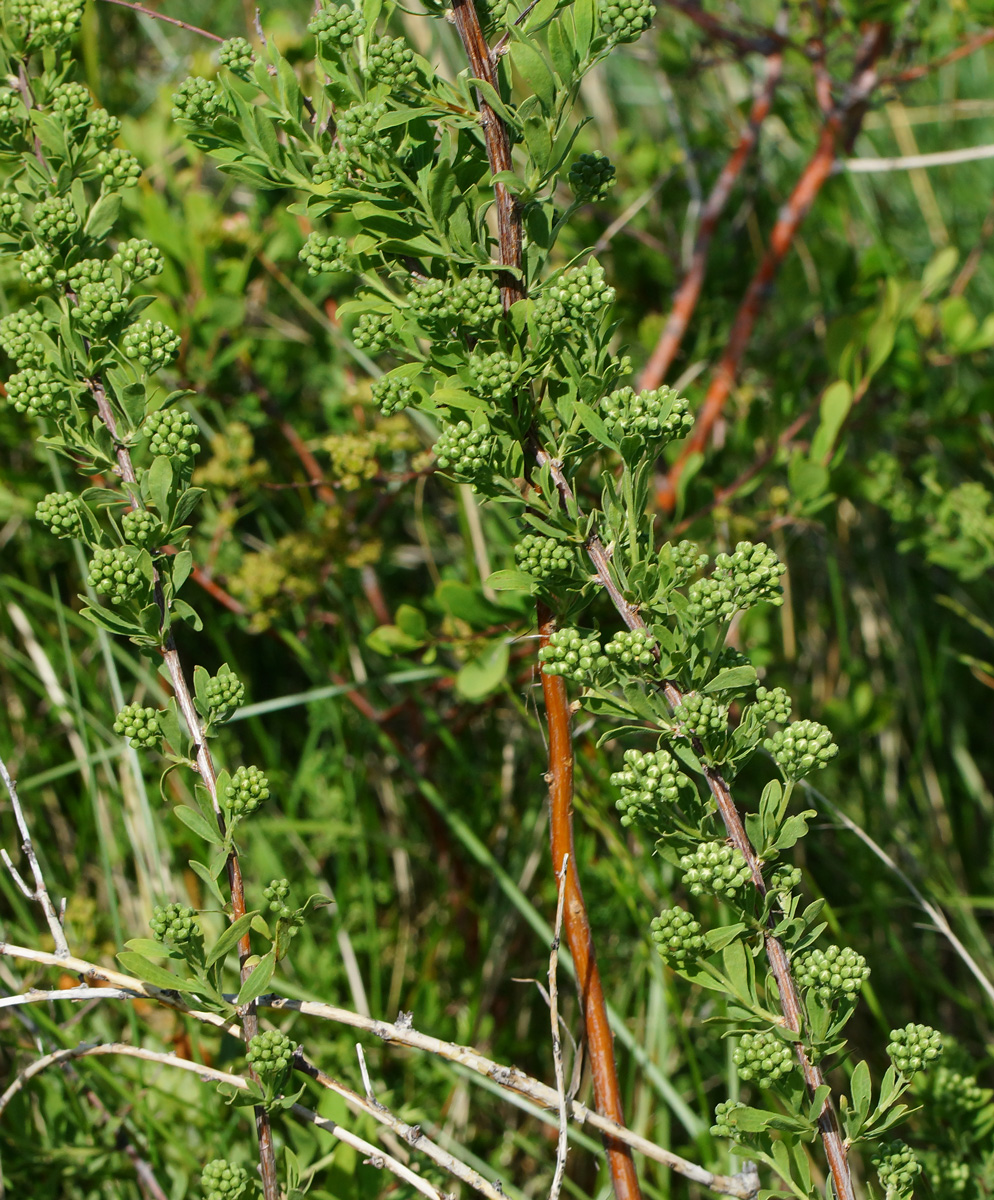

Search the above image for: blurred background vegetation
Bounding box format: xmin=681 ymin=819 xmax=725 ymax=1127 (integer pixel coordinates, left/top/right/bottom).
xmin=3 ymin=1 xmax=994 ymax=1196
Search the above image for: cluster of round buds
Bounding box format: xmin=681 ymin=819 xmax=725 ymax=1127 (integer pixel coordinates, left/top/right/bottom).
xmin=768 ymin=864 xmax=802 ymax=895
xmin=149 ymin=902 xmax=199 ymax=944
xmin=201 ymin=1159 xmax=249 ymax=1200
xmin=752 ymin=685 xmax=791 ymax=726
xmin=550 ymin=262 xmax=614 ymax=319
xmin=0 ymin=308 xmax=50 ymax=366
xmin=171 ymin=77 xmax=223 ymax=124
xmin=20 ymin=247 xmax=53 ymax=287
xmin=600 ymin=0 xmax=656 ymax=43
xmin=929 ymin=1065 xmax=987 ymax=1112
xmin=687 ymin=574 xmax=735 ymax=623
xmin=122 ymin=319 xmax=181 ymax=370
xmin=51 ymin=81 xmax=90 ymax=126
xmin=871 ymin=1142 xmax=921 ymax=1194
xmin=928 ymin=1157 xmax=969 ymax=1195
xmin=795 ymin=944 xmax=869 ymax=1002
xmin=87 ymin=546 xmax=144 ymax=605
xmin=569 ymin=152 xmax=616 ymax=202
xmin=674 ymin=693 xmax=728 ymax=740
xmin=710 ymin=1099 xmax=746 ymax=1139
xmin=113 ymin=237 xmax=164 ymax=283
xmin=96 ymin=147 xmax=141 ymax=189
xmin=89 ymin=108 xmax=121 ymax=148
xmin=308 ymin=3 xmax=364 ymax=49
xmin=650 ymin=906 xmax=705 ymax=964
xmin=65 ymin=259 xmax=112 ymax=290
xmin=263 ymin=877 xmax=293 ymax=918
xmin=531 ymin=292 xmax=571 ymax=342
xmin=514 ymin=534 xmax=575 ymax=581
xmin=604 ymin=629 xmax=657 ymax=671
xmin=469 ymin=350 xmax=515 ymax=401
xmin=246 ymin=1029 xmax=297 ymax=1080
xmin=225 ymin=765 xmax=270 ymax=818
xmin=337 ymin=102 xmax=391 ymax=157
xmin=5 ymin=367 xmax=70 ymax=417
xmin=76 ymin=280 xmax=128 ymax=332
xmin=367 ymin=36 xmax=418 ymax=88
xmin=0 ymin=90 xmax=23 ymax=128
xmin=679 ymin=841 xmax=751 ymax=898
xmin=451 ymin=275 xmax=502 ymax=329
xmin=113 ymin=703 xmax=161 ymax=749
xmin=432 ymin=420 xmax=495 ymax=489
xmin=312 ymin=148 xmax=350 ymax=189
xmin=299 ymin=232 xmax=350 ymax=276
xmin=538 ymin=629 xmax=605 ymax=684
xmin=666 ymin=539 xmax=709 ymax=584
xmin=610 ymin=747 xmax=680 ymax=825
xmin=887 ymin=1023 xmax=943 ymax=1076
xmin=218 ymin=36 xmax=255 ymax=76
xmin=0 ymin=190 xmax=23 ymax=231
xmin=36 ymin=492 xmax=82 ymax=538
xmin=601 ymin=385 xmax=693 ymax=447
xmin=764 ymin=720 xmax=838 ymax=781
xmin=371 ymin=373 xmax=414 ymax=415
xmin=204 ymin=667 xmax=245 ymax=716
xmin=353 ymin=311 xmax=392 ymax=353
xmin=33 ymin=195 xmax=81 ymax=242
xmin=10 ymin=0 xmax=85 ymax=47
xmin=712 ymin=541 xmax=786 ymax=609
xmin=734 ymin=1030 xmax=794 ymax=1087
xmin=122 ymin=508 xmax=164 ymax=549
xmin=144 ymin=409 xmax=201 ymax=464
xmin=408 ymin=277 xmax=453 ymax=328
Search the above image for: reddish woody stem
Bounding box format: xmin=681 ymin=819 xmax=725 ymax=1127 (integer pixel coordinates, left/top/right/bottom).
xmin=638 ymin=48 xmax=784 ymax=392
xmin=657 ymin=23 xmax=890 ymax=513
xmin=885 ymin=26 xmax=994 ymax=83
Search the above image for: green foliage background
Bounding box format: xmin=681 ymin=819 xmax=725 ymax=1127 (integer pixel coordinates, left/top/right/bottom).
xmin=3 ymin=1 xmax=994 ymax=1197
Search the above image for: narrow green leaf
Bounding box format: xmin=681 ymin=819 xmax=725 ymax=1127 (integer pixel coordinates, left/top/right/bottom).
xmin=117 ymin=951 xmax=201 ymax=994
xmin=205 ymin=911 xmax=257 ymax=968
xmin=173 ymin=804 xmax=224 ymax=846
xmin=236 ymin=949 xmax=277 ymax=1005
xmin=703 ymin=665 xmax=758 ymax=694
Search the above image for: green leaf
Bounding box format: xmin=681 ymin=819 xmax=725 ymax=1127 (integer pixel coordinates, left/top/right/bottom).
xmin=171 ymin=550 xmax=193 ymax=593
xmin=456 ymin=640 xmax=509 ymax=701
xmin=205 ymin=911 xmax=257 ymax=969
xmin=509 ymin=39 xmax=557 ymax=113
xmin=809 ymin=381 xmax=852 ymax=465
xmin=116 ymin=952 xmax=202 ymax=994
xmin=85 ymin=192 xmax=122 ymax=241
xmin=573 ymin=400 xmax=619 ymax=452
xmin=770 ymin=810 xmax=815 ymax=852
xmin=173 ymin=804 xmax=224 ymax=846
xmin=188 ymin=860 xmax=226 ymax=907
xmin=851 ymin=1059 xmax=872 ymax=1118
xmin=236 ymin=949 xmax=277 ymax=1005
xmin=435 ymin=580 xmax=511 ymax=628
xmin=721 ymin=940 xmax=755 ymax=1003
xmin=145 ymin=455 xmax=174 ymax=519
xmin=703 ymin=665 xmax=758 ymax=694
xmin=486 ymin=569 xmax=538 ymax=593
xmin=79 ymin=604 xmax=146 ymax=639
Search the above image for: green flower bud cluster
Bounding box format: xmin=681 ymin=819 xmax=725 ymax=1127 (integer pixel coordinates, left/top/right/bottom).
xmin=353 ymin=312 xmax=392 ymax=353
xmin=710 ymin=1099 xmax=746 ymax=1139
xmin=20 ymin=246 xmax=53 ymax=286
xmin=538 ymin=628 xmax=605 ymax=684
xmin=87 ymin=546 xmax=144 ymax=604
xmin=768 ymin=863 xmax=802 ymax=895
xmin=34 ymin=194 xmax=80 ymax=243
xmin=225 ymin=765 xmax=270 ymax=818
xmin=113 ymin=237 xmax=163 ymax=282
xmin=171 ymin=77 xmax=223 ymax=124
xmin=5 ymin=367 xmax=70 ymax=417
xmin=90 ymin=108 xmax=121 ymax=148
xmin=752 ymin=685 xmax=791 ymax=726
xmin=733 ymin=1029 xmax=794 ymax=1087
xmin=531 ymin=292 xmax=571 ymax=342
xmin=887 ymin=1023 xmax=943 ymax=1076
xmin=96 ymin=147 xmax=141 ymax=189
xmin=600 ymin=385 xmax=692 ymax=447
xmin=549 ymin=262 xmax=614 ymax=320
xmin=218 ymin=36 xmax=255 ymax=76
xmin=930 ymin=1065 xmax=987 ymax=1112
xmin=604 ymin=629 xmax=657 ymax=671
xmin=409 ymin=277 xmax=453 ymax=328
xmin=113 ymin=702 xmax=161 ymax=748
xmin=871 ymin=1141 xmax=921 ymax=1195
xmin=149 ymin=902 xmax=198 ymax=943
xmin=65 ymin=258 xmax=112 ymax=289
xmin=299 ymin=232 xmax=350 ymax=276
xmin=246 ymin=1029 xmax=297 ymax=1080
xmin=476 ymin=0 xmax=509 ymax=31
xmin=51 ymin=81 xmax=89 ymax=126
xmin=263 ymin=877 xmax=292 ymax=917
xmin=76 ymin=280 xmax=128 ymax=332
xmin=144 ymin=409 xmax=201 ymax=463
xmin=8 ymin=0 xmax=85 ymax=47
xmin=312 ymin=149 xmax=350 ymax=188
xmin=308 ymin=3 xmax=364 ymax=49
xmin=674 ymin=693 xmax=728 ymax=740
xmin=569 ymin=152 xmax=616 ymax=202
xmin=371 ymin=373 xmax=414 ymax=415
xmin=764 ymin=719 xmax=837 ymax=781
xmin=337 ymin=102 xmax=390 ymax=157
xmin=470 ymin=350 xmax=515 ymax=400
xmin=679 ymin=840 xmax=751 ymax=897
xmin=450 ymin=275 xmax=502 ymax=330
xmin=205 ymin=668 xmax=245 ymax=715
xmin=36 ymin=491 xmax=81 ymax=538
xmin=650 ymin=906 xmax=704 ymax=964
xmin=927 ymin=1155 xmax=969 ymax=1194
xmin=122 ymin=319 xmax=181 ymax=370
xmin=0 ymin=308 xmax=50 ymax=366
xmin=432 ymin=420 xmax=495 ymax=487
xmin=795 ymin=944 xmax=869 ymax=1002
xmin=666 ymin=539 xmax=709 ymax=584
xmin=712 ymin=541 xmax=785 ymax=609
xmin=122 ymin=508 xmax=163 ymax=549
xmin=0 ymin=190 xmax=23 ymax=231
xmin=514 ymin=533 xmax=575 ymax=580
xmin=687 ymin=574 xmax=735 ymax=622
xmin=0 ymin=90 xmax=23 ymax=128
xmin=367 ymin=36 xmax=418 ymax=88
xmin=201 ymin=1159 xmax=249 ymax=1200
xmin=610 ymin=747 xmax=680 ymax=825
xmin=600 ymin=0 xmax=656 ymax=44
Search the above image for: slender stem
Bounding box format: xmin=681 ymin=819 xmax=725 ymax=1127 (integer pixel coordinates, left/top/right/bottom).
xmin=548 ymin=852 xmax=571 ymax=1200
xmin=96 ymin=0 xmax=224 ymax=42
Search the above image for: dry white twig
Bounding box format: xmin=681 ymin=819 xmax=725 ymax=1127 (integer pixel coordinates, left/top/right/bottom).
xmin=842 ymin=143 xmax=994 ymax=172
xmin=548 ymin=853 xmax=570 ymax=1200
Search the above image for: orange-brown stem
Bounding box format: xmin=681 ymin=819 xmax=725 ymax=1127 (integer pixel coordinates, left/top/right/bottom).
xmin=538 ymin=603 xmax=642 ymax=1200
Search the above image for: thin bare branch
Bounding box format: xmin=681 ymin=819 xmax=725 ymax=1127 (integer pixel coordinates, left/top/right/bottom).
xmin=96 ymin=0 xmax=225 ymax=41
xmin=549 ymin=852 xmax=570 ymax=1200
